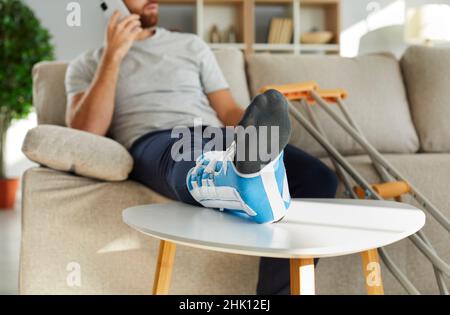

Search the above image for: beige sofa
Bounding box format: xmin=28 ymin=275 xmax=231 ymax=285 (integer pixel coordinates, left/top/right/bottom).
xmin=20 ymin=46 xmax=450 ymax=295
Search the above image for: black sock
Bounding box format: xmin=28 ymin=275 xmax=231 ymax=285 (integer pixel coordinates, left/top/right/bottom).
xmin=234 ymin=89 xmax=291 ymax=174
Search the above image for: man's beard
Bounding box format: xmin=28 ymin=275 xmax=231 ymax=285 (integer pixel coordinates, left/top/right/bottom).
xmin=141 ymin=13 xmax=158 ymax=28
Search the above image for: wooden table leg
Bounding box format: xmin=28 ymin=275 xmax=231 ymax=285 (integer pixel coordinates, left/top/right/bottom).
xmin=361 ymin=249 xmax=384 ymax=295
xmin=290 ymin=258 xmax=315 ymax=295
xmin=152 ymin=240 xmax=176 ymax=295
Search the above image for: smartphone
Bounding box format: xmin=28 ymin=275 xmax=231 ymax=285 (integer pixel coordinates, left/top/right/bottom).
xmin=99 ymin=0 xmax=130 ymax=20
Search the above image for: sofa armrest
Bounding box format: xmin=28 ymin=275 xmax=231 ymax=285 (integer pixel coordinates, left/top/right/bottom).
xmin=22 ymin=125 xmax=134 ymax=181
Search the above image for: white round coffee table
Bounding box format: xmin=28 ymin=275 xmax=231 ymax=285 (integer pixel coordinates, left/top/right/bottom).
xmin=123 ymin=199 xmax=425 ymax=295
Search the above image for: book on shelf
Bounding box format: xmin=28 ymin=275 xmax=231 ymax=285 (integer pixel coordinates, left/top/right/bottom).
xmin=282 ymin=18 xmax=293 ymax=44
xmin=267 ymin=18 xmax=293 ymax=44
xmin=267 ymin=18 xmax=277 ymax=43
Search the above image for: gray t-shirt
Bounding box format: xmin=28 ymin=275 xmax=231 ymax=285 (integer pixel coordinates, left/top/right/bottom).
xmin=65 ymin=27 xmax=229 ymax=149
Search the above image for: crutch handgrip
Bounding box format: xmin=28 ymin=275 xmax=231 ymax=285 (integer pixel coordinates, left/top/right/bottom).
xmin=260 ymin=81 xmax=318 ymax=101
xmin=308 ymin=89 xmax=348 ymax=104
xmin=354 ymin=181 xmax=411 ymax=199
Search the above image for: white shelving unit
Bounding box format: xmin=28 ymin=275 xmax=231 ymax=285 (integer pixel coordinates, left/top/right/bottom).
xmin=158 ymin=0 xmax=341 ymax=55
xmin=301 ymin=43 xmax=339 ymax=52
xmin=209 ymin=43 xmax=247 ymax=50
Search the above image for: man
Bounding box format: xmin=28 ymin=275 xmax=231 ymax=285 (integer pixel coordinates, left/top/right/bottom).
xmin=65 ymin=0 xmax=338 ymax=294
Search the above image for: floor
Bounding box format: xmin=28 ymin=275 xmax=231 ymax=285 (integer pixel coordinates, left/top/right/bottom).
xmin=0 ymin=197 xmax=21 ymax=295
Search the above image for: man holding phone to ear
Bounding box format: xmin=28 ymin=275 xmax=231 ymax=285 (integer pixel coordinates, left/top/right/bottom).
xmin=65 ymin=0 xmax=337 ymax=295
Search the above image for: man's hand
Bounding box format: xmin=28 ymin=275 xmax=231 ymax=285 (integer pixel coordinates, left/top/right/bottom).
xmin=105 ymin=11 xmax=143 ymax=62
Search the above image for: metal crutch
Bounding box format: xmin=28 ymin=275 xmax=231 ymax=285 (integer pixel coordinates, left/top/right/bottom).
xmin=261 ymin=82 xmax=449 ymax=294
xmin=299 ymin=97 xmax=387 ymax=294
xmin=330 ymin=95 xmax=448 ymax=294
xmin=261 ymin=82 xmax=422 ymax=294
xmin=291 ymin=98 xmax=421 ymax=294
xmin=303 ymin=86 xmax=449 ymax=290
xmin=306 ymin=89 xmax=449 ymax=295
xmin=308 ymin=90 xmax=450 ymax=276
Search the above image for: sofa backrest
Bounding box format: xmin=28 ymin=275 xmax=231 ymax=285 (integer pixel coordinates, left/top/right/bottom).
xmin=246 ymin=53 xmax=420 ymax=156
xmin=33 ymin=49 xmax=422 ymax=157
xmin=401 ymin=45 xmax=450 ymax=153
xmin=32 ymin=49 xmax=251 ymax=127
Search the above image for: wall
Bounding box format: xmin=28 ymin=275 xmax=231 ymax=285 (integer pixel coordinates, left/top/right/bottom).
xmin=23 ymin=0 xmax=106 ymax=61
xmin=341 ymin=0 xmax=450 ymax=56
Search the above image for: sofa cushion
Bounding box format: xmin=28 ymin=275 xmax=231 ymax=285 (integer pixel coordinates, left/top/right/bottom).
xmin=213 ymin=49 xmax=251 ymax=108
xmin=32 ymin=61 xmax=69 ymax=126
xmin=32 ymin=49 xmax=251 ymax=127
xmin=401 ymin=46 xmax=450 ymax=152
xmin=246 ymin=53 xmax=420 ymax=157
xmin=22 ymin=125 xmax=133 ymax=181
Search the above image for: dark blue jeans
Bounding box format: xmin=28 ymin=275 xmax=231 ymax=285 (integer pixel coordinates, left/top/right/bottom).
xmin=129 ymin=127 xmax=338 ymax=295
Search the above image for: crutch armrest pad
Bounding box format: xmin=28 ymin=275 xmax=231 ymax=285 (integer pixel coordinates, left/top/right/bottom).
xmin=260 ymin=81 xmax=318 ymax=101
xmin=354 ymin=181 xmax=411 ymax=199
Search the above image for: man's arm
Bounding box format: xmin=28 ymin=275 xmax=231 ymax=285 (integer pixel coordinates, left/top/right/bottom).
xmin=66 ymin=53 xmax=121 ymax=136
xmin=208 ymin=89 xmax=245 ymax=127
xmin=67 ymin=12 xmax=147 ymax=136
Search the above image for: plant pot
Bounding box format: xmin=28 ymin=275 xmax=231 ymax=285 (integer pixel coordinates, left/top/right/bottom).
xmin=0 ymin=178 xmax=19 ymax=210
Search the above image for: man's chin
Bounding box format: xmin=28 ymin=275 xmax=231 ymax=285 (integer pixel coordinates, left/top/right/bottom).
xmin=141 ymin=15 xmax=159 ymax=29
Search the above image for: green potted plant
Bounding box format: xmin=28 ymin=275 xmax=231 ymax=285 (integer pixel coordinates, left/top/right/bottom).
xmin=0 ymin=0 xmax=54 ymax=209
